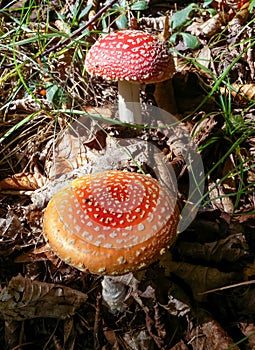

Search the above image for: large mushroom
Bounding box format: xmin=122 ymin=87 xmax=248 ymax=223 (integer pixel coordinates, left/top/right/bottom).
xmin=43 ymin=170 xmax=179 ymax=312
xmin=85 ymin=30 xmax=175 ymax=124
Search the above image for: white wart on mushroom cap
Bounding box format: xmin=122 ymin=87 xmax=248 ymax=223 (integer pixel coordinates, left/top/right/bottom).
xmin=43 ymin=170 xmax=179 ymax=275
xmin=85 ymin=30 xmax=175 ymax=124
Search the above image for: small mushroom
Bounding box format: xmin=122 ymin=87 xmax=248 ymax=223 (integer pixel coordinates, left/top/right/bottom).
xmin=85 ymin=30 xmax=175 ymax=124
xmin=43 ymin=170 xmax=179 ymax=312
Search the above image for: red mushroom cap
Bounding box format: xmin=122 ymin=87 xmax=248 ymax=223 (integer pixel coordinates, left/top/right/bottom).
xmin=43 ymin=171 xmax=179 ymax=275
xmin=85 ymin=30 xmax=175 ymax=83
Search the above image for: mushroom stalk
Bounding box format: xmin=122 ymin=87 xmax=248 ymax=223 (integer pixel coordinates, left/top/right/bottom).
xmin=85 ymin=30 xmax=175 ymax=125
xmin=101 ymin=273 xmax=139 ymax=314
xmin=118 ymin=81 xmax=142 ymax=124
xmin=101 ymin=276 xmax=127 ymax=313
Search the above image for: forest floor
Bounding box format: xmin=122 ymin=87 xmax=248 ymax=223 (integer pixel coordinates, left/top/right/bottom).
xmin=0 ymin=0 xmax=255 ymax=349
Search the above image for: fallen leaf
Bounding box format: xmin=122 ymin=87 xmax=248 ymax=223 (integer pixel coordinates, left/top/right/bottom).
xmin=167 ymin=260 xmax=242 ymax=301
xmin=14 ymin=245 xmax=58 ymax=264
xmin=0 ymin=172 xmax=48 ymax=191
xmin=220 ymin=83 xmax=255 ymax=102
xmin=188 ymin=318 xmax=240 ymax=349
xmin=0 ymin=274 xmax=87 ymax=320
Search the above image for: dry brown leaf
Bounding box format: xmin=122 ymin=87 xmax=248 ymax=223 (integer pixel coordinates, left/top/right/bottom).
xmin=44 ymin=109 xmax=112 ymax=180
xmin=223 ymin=0 xmax=249 ymax=10
xmin=139 ymin=16 xmax=169 ymax=32
xmin=208 ymin=178 xmax=235 ymax=214
xmin=200 ymin=13 xmax=225 ymax=38
xmin=44 ymin=131 xmax=89 ymax=180
xmin=7 ymin=97 xmax=50 ymax=112
xmin=153 ymin=78 xmax=177 ymax=116
xmin=169 ymin=340 xmax=189 ymax=350
xmin=188 ymin=319 xmax=240 ymax=350
xmin=87 ymin=0 xmax=100 ymax=18
xmin=0 ymin=274 xmax=87 ymax=321
xmin=235 ymin=287 xmax=255 ymax=316
xmin=165 ymin=292 xmax=191 ymax=318
xmin=0 ymin=211 xmax=32 ymax=257
xmin=4 ymin=320 xmax=21 ymax=350
xmin=63 ymin=317 xmax=76 ymax=350
xmin=173 ymin=72 xmax=214 ymax=113
xmin=220 ymin=83 xmax=255 ymax=102
xmin=15 ymin=245 xmax=59 ymax=264
xmin=174 ymin=233 xmax=248 ymax=263
xmin=157 ymin=14 xmax=170 ymax=43
xmin=123 ymin=330 xmax=155 ymax=350
xmin=239 ymin=322 xmax=255 ymax=348
xmin=196 ymin=45 xmax=212 ymax=69
xmin=83 ymin=106 xmax=112 ymax=122
xmin=0 ymin=172 xmax=48 ymax=191
xmin=192 ymin=114 xmax=224 ymax=146
xmin=103 ymin=329 xmax=120 ymax=349
xmin=82 ymin=107 xmax=110 ymax=150
xmin=167 ymin=260 xmax=241 ymax=301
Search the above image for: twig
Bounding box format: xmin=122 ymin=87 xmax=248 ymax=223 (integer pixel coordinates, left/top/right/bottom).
xmin=43 ymin=0 xmax=119 ymax=56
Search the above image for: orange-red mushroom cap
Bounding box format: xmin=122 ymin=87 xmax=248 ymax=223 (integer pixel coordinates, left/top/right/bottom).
xmin=43 ymin=171 xmax=179 ymax=275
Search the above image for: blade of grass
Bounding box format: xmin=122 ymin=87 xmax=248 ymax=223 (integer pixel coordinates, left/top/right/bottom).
xmin=0 ymin=113 xmax=38 ymax=144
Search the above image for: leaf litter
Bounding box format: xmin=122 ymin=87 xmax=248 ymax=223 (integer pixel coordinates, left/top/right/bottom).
xmin=0 ymin=0 xmax=255 ymax=349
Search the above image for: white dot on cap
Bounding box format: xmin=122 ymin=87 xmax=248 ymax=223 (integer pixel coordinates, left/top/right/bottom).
xmin=138 ymin=223 xmax=145 ymax=231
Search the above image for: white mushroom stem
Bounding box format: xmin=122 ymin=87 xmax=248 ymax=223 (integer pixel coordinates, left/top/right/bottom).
xmin=101 ymin=276 xmax=127 ymax=314
xmin=118 ymin=81 xmax=142 ymax=125
xmin=101 ymin=273 xmax=140 ymax=314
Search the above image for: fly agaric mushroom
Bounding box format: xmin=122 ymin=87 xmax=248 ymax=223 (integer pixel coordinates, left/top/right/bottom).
xmin=85 ymin=30 xmax=175 ymax=124
xmin=43 ymin=170 xmax=179 ymax=312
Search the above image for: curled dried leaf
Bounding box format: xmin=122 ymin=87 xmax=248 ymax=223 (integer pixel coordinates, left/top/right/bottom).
xmin=0 ymin=274 xmax=87 ymax=320
xmin=208 ymin=178 xmax=235 ymax=214
xmin=0 ymin=172 xmax=48 ymax=191
xmin=239 ymin=322 xmax=255 ymax=348
xmin=220 ymin=83 xmax=255 ymax=102
xmin=15 ymin=245 xmax=59 ymax=264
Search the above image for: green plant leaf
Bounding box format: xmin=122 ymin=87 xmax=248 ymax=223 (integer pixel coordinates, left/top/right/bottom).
xmin=207 ymin=8 xmax=217 ymax=15
xmin=102 ymin=16 xmax=107 ymax=30
xmin=169 ymin=32 xmax=178 ymax=45
xmin=70 ymin=1 xmax=79 ymax=17
xmin=130 ymin=1 xmax=148 ymax=10
xmin=180 ymin=32 xmax=200 ymax=49
xmin=78 ymin=3 xmax=93 ymax=20
xmin=46 ymin=83 xmax=59 ymax=104
xmin=203 ymin=0 xmax=214 ymax=7
xmin=116 ymin=13 xmax=128 ymax=29
xmin=118 ymin=0 xmax=126 ymax=7
xmin=249 ymin=0 xmax=255 ymax=12
xmin=170 ymin=3 xmax=197 ymax=29
xmin=46 ymin=81 xmax=68 ymax=107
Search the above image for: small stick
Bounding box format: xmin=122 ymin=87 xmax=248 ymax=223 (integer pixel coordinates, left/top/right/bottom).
xmin=43 ymin=0 xmax=119 ymax=56
xmin=93 ymin=291 xmax=102 ymax=349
